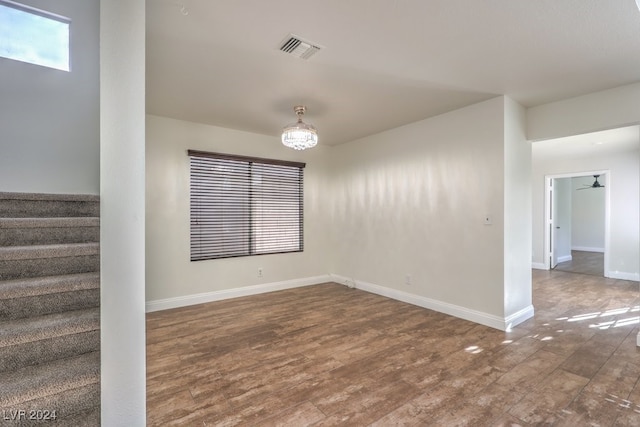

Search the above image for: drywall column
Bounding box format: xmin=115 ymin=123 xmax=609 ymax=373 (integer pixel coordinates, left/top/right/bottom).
xmin=100 ymin=0 xmax=146 ymax=424
xmin=503 ymin=97 xmax=533 ymax=327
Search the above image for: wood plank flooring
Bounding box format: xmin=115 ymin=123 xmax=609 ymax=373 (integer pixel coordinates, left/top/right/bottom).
xmin=554 ymin=250 xmax=605 ymax=277
xmin=146 ymin=271 xmax=640 ymax=426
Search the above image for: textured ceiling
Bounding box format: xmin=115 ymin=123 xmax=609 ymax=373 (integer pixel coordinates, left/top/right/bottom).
xmin=146 ymin=0 xmax=640 ymax=146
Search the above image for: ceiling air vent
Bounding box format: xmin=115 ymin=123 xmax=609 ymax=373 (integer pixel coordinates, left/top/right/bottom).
xmin=279 ymin=34 xmax=321 ymax=60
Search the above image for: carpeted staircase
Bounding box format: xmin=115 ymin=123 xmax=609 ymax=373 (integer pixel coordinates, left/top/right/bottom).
xmin=0 ymin=193 xmax=100 ymax=426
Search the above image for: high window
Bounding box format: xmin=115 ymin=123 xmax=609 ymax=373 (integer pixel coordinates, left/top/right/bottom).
xmin=0 ymin=1 xmax=70 ymax=71
xmin=189 ymin=150 xmax=305 ymax=261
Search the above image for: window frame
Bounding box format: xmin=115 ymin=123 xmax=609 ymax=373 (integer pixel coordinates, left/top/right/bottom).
xmin=0 ymin=0 xmax=71 ymax=71
xmin=188 ymin=149 xmax=306 ymax=261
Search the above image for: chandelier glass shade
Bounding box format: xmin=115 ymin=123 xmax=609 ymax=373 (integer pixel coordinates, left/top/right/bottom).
xmin=281 ymin=105 xmax=318 ymax=150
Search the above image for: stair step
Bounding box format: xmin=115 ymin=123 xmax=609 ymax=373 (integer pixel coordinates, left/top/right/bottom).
xmin=0 ymin=309 xmax=100 ymax=372
xmin=56 ymin=405 xmax=101 ymax=427
xmin=0 ymin=243 xmax=99 ymax=281
xmin=0 ymin=273 xmax=100 ymax=320
xmin=0 ymin=352 xmax=100 ymax=421
xmin=0 ymin=217 xmax=99 ymax=246
xmin=0 ymin=273 xmax=100 ymax=299
xmin=0 ymin=192 xmax=99 ymax=218
xmin=0 ymin=243 xmax=99 ymax=260
xmin=0 ymin=193 xmax=101 ymax=421
xmin=0 ymin=308 xmax=99 ymax=348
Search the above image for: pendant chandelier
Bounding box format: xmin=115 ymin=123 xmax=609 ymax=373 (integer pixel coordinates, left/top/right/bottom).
xmin=281 ymin=105 xmax=318 ymax=150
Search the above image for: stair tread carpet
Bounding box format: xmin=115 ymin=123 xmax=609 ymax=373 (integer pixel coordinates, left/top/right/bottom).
xmin=0 ymin=351 xmax=100 ymax=407
xmin=0 ymin=308 xmax=99 ymax=348
xmin=58 ymin=406 xmax=101 ymax=426
xmin=0 ymin=243 xmax=99 ymax=261
xmin=0 ymin=217 xmax=99 ymax=229
xmin=0 ymin=273 xmax=100 ymax=299
xmin=0 ymin=192 xmax=100 ymax=420
xmin=0 ymin=193 xmax=100 ymax=203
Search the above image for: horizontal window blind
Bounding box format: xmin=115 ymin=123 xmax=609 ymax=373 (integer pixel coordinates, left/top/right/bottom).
xmin=189 ymin=150 xmax=305 ymax=261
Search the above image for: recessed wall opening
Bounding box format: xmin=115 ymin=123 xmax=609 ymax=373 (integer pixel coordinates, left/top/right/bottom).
xmin=532 ymin=124 xmax=640 ymax=283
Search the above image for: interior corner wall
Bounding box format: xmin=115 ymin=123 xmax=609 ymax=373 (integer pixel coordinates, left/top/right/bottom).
xmin=145 ymin=115 xmax=333 ymax=303
xmin=503 ymin=97 xmax=532 ymax=321
xmin=0 ymin=0 xmax=100 ymax=195
xmin=328 ymin=97 xmax=507 ymax=322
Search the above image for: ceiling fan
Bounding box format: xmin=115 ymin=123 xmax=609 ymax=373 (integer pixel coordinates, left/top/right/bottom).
xmin=577 ymin=175 xmax=605 ymax=190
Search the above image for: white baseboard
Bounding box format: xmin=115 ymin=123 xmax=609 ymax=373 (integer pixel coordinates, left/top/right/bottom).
xmin=331 ymin=274 xmax=533 ymax=331
xmin=606 ymin=271 xmax=640 ymax=282
xmin=557 ymin=255 xmax=572 ymax=263
xmin=572 ymin=246 xmax=605 ymax=253
xmin=145 ymin=275 xmax=332 ymax=312
xmin=531 ymin=262 xmax=547 ymax=270
xmin=504 ymin=305 xmax=536 ymax=331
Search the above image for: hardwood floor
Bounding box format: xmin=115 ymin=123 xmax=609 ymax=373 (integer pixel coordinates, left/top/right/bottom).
xmin=146 ymin=271 xmax=640 ymax=426
xmin=554 ymin=250 xmax=604 ymax=277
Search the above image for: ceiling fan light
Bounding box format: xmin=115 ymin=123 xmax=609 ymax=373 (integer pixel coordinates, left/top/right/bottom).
xmin=281 ymin=106 xmax=318 ymax=150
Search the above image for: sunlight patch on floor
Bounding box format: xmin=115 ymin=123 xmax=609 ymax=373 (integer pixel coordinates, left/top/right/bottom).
xmin=554 ymin=306 xmax=640 ymax=330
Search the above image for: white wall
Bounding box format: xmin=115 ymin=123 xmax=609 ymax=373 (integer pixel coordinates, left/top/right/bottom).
xmin=532 ymin=143 xmax=639 ymax=280
xmin=145 ymin=115 xmax=333 ymax=305
xmin=328 ymin=97 xmax=531 ymax=329
xmin=0 ymin=0 xmax=100 ymax=195
xmin=527 ymin=82 xmax=640 ymax=142
xmin=571 ymin=175 xmax=605 ymax=252
xmin=100 ymin=0 xmax=146 ymax=424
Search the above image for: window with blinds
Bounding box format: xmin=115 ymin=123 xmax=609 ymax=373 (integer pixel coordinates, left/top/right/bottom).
xmin=189 ymin=150 xmax=305 ymax=261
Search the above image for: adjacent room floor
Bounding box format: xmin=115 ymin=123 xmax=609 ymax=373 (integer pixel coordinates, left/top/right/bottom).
xmin=146 ymin=270 xmax=640 ymax=426
xmin=554 ymin=250 xmax=605 ymax=277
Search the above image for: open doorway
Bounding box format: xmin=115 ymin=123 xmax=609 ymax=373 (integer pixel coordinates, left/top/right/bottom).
xmin=545 ymin=172 xmax=608 ymax=277
xmin=532 ymin=125 xmax=639 ymax=282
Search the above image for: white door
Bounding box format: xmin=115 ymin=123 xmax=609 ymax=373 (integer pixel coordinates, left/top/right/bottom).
xmin=550 ymin=179 xmax=559 ymax=269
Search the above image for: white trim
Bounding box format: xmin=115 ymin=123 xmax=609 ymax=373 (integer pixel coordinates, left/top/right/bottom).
xmin=504 ymin=305 xmax=536 ymax=331
xmin=332 ymin=274 xmax=534 ymax=331
xmin=145 ymin=275 xmax=332 ymax=312
xmin=606 ymin=271 xmax=640 ymax=282
xmin=557 ymin=255 xmax=572 ymax=263
xmin=637 ymin=332 xmax=640 ymax=348
xmin=329 ymin=273 xmax=357 ymax=288
xmin=571 ymin=246 xmax=605 ymax=253
xmin=531 ymin=262 xmax=547 ymax=270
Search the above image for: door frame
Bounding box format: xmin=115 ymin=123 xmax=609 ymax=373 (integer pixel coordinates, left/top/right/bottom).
xmin=543 ymin=170 xmax=610 ymax=276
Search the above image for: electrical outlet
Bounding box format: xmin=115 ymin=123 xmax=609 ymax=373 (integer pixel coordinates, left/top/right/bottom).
xmin=257 ymin=267 xmax=263 ymax=278
xmin=405 ymin=274 xmax=411 ymax=285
